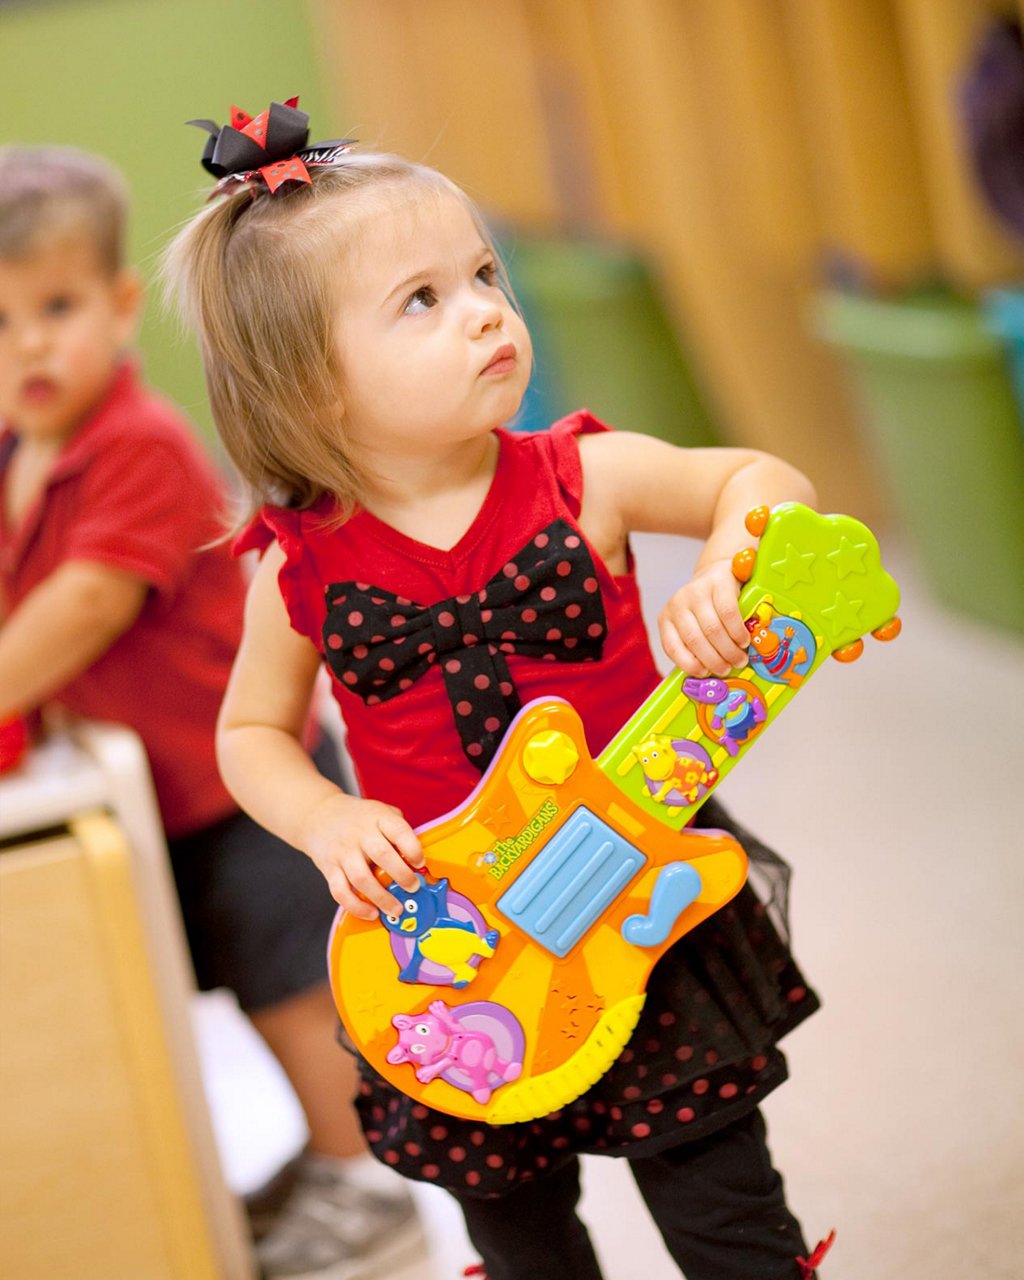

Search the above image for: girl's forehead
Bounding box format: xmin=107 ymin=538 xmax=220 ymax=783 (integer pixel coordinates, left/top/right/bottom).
xmin=334 ymin=189 xmax=486 ymax=288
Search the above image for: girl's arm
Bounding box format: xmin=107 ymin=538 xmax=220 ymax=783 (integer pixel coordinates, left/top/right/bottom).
xmin=577 ymin=433 xmax=817 ymax=678
xmin=217 ymin=543 xmax=424 ymax=920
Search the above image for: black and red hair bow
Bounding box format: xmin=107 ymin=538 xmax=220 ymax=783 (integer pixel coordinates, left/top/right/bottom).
xmin=188 ymin=97 xmax=354 ymax=195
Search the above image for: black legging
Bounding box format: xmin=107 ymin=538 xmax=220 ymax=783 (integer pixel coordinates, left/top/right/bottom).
xmin=454 ymin=1109 xmax=811 ymax=1280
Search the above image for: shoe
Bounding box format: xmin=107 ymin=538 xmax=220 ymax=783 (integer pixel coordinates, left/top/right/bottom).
xmin=251 ymin=1153 xmax=426 ymax=1279
xmin=245 ymin=1156 xmax=304 ymax=1242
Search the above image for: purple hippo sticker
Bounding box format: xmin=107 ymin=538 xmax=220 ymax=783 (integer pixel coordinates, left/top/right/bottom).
xmin=387 ymin=999 xmax=525 ymax=1105
xmin=682 ymin=676 xmax=767 ymax=758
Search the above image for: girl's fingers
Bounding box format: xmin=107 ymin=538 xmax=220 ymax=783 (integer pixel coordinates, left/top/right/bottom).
xmin=659 ymin=619 xmax=707 ymax=678
xmin=711 ymin=575 xmax=751 ymax=654
xmin=344 ymin=855 xmax=404 ymax=916
xmin=660 ymin=573 xmax=751 ymax=676
xmin=378 ymin=812 xmax=425 ymax=872
xmin=661 ymin=609 xmax=727 ymax=677
xmin=365 ymin=833 xmax=421 ymax=895
xmin=307 ymin=800 xmax=425 ymax=916
xmin=326 ymin=871 xmax=378 ymax=921
xmin=689 ymin=601 xmax=745 ymax=676
xmin=698 ymin=599 xmax=749 ymax=672
xmin=658 ymin=612 xmax=693 ymax=673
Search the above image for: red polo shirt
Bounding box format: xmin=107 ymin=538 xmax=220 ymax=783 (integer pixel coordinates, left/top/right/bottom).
xmin=0 ymin=362 xmax=245 ymax=836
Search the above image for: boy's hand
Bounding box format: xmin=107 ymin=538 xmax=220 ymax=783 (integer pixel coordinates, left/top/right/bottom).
xmin=658 ymin=558 xmax=750 ymax=678
xmin=298 ymin=792 xmax=425 ymax=921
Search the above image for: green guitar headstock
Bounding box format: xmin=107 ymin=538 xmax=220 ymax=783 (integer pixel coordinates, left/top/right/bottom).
xmin=598 ymin=503 xmax=901 ymax=827
xmin=733 ymin=502 xmax=901 ymax=658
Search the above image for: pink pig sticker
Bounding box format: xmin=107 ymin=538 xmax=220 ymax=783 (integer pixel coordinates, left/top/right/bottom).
xmin=387 ymin=999 xmax=525 ymax=1105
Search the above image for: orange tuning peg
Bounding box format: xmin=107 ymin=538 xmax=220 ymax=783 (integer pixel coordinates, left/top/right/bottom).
xmin=731 ymin=548 xmax=756 ymax=583
xmin=832 ymin=639 xmax=864 ymax=663
xmin=744 ymin=505 xmax=770 ymax=537
xmin=871 ymin=617 xmax=902 ymax=642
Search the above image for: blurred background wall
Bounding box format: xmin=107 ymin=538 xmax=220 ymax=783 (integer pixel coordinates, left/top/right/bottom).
xmin=1 ymin=0 xmax=333 ymax=446
xmin=3 ymin=0 xmax=1023 ymax=629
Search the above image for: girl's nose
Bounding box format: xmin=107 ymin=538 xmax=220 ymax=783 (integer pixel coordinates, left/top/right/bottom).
xmin=466 ymin=291 xmax=503 ymax=335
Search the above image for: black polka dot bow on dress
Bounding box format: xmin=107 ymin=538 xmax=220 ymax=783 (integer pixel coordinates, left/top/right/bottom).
xmin=322 ymin=519 xmax=608 ymax=768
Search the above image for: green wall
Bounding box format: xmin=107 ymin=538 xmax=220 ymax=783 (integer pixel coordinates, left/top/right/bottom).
xmin=0 ymin=0 xmax=335 ymax=442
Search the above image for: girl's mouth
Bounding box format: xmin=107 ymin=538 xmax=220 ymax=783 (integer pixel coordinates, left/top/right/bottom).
xmin=481 ymin=344 xmax=517 ymax=376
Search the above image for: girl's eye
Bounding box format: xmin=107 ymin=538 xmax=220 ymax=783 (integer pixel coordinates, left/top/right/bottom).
xmin=475 ymin=260 xmax=498 ymax=287
xmin=403 ymin=286 xmax=436 ymax=315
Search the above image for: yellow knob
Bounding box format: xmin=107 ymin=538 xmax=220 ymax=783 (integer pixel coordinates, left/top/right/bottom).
xmin=522 ymin=731 xmax=580 ymax=785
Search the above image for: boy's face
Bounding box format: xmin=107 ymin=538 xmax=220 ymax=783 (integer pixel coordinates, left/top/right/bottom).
xmin=0 ymin=234 xmax=140 ymax=444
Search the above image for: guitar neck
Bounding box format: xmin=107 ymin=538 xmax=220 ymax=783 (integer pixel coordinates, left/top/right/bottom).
xmin=596 ymin=504 xmax=900 ymax=829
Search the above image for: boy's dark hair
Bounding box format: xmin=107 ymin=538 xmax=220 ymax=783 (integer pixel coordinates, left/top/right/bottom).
xmin=0 ymin=145 xmax=129 ymax=274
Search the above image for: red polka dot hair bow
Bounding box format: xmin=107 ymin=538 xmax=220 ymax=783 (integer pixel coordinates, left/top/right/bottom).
xmin=322 ymin=519 xmax=608 ymax=770
xmin=188 ymin=97 xmax=354 ymax=196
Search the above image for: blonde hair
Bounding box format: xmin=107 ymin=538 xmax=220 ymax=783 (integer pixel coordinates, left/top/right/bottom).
xmin=0 ymin=146 xmax=129 ymax=275
xmin=162 ymin=154 xmax=505 ymax=522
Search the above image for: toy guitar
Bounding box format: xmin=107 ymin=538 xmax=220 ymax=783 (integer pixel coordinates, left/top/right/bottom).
xmin=328 ymin=504 xmax=901 ymax=1123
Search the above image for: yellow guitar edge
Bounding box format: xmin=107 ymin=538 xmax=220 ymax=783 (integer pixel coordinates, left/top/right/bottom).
xmin=487 ymin=995 xmax=647 ymax=1124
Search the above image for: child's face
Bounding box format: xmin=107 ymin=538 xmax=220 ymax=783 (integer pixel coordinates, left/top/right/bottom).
xmin=0 ymin=234 xmax=140 ymax=444
xmin=331 ymin=191 xmax=531 ymax=460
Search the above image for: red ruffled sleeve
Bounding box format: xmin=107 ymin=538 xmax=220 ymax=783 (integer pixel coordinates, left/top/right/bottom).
xmin=542 ymin=409 xmax=613 ymax=517
xmin=233 ymin=506 xmax=321 ymax=646
xmin=232 ymin=513 xmax=275 ymax=559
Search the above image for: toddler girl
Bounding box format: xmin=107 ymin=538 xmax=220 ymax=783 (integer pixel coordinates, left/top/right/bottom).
xmin=165 ymin=101 xmax=827 ymax=1280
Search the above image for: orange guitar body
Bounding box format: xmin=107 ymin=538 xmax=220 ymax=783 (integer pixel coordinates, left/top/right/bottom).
xmin=329 ymin=698 xmax=747 ymax=1124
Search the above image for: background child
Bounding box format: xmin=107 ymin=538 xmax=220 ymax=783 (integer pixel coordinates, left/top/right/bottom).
xmin=0 ymin=145 xmax=420 ymax=1280
xmin=164 ymin=104 xmax=829 ymax=1280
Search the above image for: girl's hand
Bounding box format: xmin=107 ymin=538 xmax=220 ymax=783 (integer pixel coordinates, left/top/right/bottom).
xmin=658 ymin=558 xmax=750 ymax=678
xmin=297 ymin=792 xmax=425 ymax=921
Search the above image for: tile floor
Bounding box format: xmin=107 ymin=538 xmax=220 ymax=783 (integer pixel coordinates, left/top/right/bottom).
xmin=192 ymin=529 xmax=1024 ymax=1280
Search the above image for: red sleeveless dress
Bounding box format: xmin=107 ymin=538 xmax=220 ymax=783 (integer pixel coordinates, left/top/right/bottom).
xmin=240 ymin=413 xmax=818 ymax=1196
xmin=239 ymin=412 xmax=663 ymax=826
